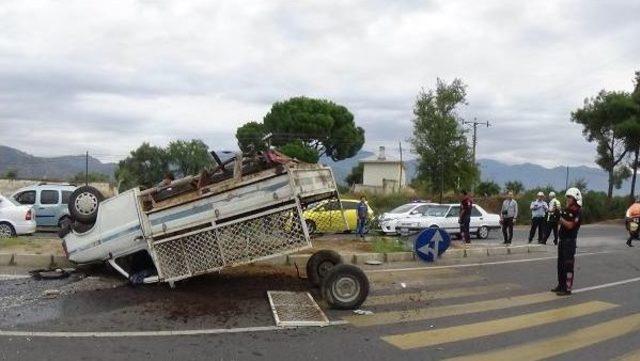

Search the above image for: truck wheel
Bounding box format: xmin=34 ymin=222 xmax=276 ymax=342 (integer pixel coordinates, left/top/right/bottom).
xmin=321 ymin=264 xmax=369 ymax=310
xmin=68 ymin=186 xmax=104 ymax=224
xmin=306 ymin=250 xmax=342 ymax=287
xmin=477 ymin=226 xmax=489 ymax=239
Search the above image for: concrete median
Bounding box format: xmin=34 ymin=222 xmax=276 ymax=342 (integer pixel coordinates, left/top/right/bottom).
xmin=0 ymin=253 xmax=13 ymax=266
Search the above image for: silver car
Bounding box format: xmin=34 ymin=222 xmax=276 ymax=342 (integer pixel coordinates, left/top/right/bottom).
xmin=11 ymin=184 xmax=77 ymax=227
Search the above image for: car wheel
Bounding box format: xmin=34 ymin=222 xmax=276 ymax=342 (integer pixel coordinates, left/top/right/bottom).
xmin=0 ymin=222 xmax=15 ymax=238
xmin=68 ymin=186 xmax=104 ymax=224
xmin=477 ymin=226 xmax=489 ymax=239
xmin=307 ymin=250 xmax=343 ymax=287
xmin=305 ymin=220 xmax=317 ymax=234
xmin=321 ymin=264 xmax=369 ymax=310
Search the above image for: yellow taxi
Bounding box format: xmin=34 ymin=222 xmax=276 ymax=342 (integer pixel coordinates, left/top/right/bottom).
xmin=303 ymin=198 xmax=375 ymax=234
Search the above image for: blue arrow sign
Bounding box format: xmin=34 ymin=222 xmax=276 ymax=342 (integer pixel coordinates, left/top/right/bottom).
xmin=414 ymin=228 xmax=451 ymax=262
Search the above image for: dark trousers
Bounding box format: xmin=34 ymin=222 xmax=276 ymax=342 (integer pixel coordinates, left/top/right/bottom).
xmin=545 ymin=220 xmax=559 ymax=243
xmin=529 ymin=217 xmax=545 ymax=243
xmin=460 ymin=217 xmax=471 ymax=243
xmin=502 ymin=217 xmax=514 ymax=243
xmin=557 ymin=238 xmax=576 ymax=291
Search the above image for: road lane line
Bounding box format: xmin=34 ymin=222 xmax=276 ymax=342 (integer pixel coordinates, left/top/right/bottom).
xmin=382 ymin=301 xmax=617 ymax=350
xmin=365 ymin=250 xmax=614 ymax=274
xmin=0 ymin=274 xmax=30 ymax=281
xmin=573 ymin=277 xmax=640 ymax=293
xmin=344 ymin=292 xmax=563 ymax=327
xmin=366 ymin=283 xmax=520 ymax=306
xmin=443 ymin=313 xmax=640 ymax=361
xmin=0 ymin=321 xmax=349 ymax=338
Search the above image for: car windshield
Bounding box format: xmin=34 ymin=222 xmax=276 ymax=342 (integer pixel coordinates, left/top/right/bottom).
xmin=424 ymin=205 xmax=450 ymax=217
xmin=389 ymin=204 xmax=417 ymax=213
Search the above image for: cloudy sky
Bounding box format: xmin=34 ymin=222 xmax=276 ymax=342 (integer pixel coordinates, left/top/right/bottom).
xmin=0 ymin=0 xmax=638 ymax=167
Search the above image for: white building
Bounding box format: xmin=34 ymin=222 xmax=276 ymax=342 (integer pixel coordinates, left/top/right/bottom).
xmin=354 ymin=146 xmax=406 ymax=194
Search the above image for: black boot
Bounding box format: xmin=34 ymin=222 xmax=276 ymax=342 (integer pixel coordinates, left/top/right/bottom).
xmin=627 ymin=238 xmax=634 ymax=247
xmin=550 ymin=286 xmax=562 ymax=292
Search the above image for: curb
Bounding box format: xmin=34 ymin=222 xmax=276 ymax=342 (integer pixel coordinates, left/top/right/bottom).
xmin=1 ymin=244 xmax=548 ymax=270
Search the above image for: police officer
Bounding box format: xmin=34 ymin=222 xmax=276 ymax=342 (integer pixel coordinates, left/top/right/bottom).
xmin=529 ymin=192 xmax=549 ymax=244
xmin=625 ymin=200 xmax=640 ymax=247
xmin=544 ymin=191 xmax=562 ymax=245
xmin=551 ymin=187 xmax=582 ymax=296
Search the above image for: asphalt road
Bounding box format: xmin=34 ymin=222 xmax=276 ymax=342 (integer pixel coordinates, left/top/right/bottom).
xmin=1 ymin=223 xmax=639 ymax=361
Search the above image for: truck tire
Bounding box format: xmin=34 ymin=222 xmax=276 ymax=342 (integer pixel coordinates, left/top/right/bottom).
xmin=306 ymin=250 xmax=342 ymax=287
xmin=68 ymin=186 xmax=104 ymax=224
xmin=321 ymin=264 xmax=369 ymax=310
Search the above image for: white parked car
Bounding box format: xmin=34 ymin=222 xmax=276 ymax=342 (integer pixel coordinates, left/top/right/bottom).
xmin=0 ymin=194 xmax=36 ymax=237
xmin=395 ymin=203 xmax=500 ymax=239
xmin=378 ymin=202 xmax=436 ymax=234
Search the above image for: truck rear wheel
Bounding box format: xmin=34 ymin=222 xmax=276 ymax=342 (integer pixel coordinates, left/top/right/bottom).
xmin=68 ymin=186 xmax=104 ymax=224
xmin=306 ymin=250 xmax=342 ymax=287
xmin=321 ymin=264 xmax=369 ymax=310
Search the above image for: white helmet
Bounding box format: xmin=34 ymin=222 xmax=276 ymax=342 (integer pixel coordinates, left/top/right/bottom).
xmin=549 ymin=191 xmax=556 ymax=198
xmin=565 ymin=187 xmax=583 ymax=207
xmin=536 ymin=191 xmax=544 ymax=197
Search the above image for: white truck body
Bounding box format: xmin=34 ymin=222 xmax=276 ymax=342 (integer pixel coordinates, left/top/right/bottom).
xmin=63 ymin=163 xmax=339 ymax=283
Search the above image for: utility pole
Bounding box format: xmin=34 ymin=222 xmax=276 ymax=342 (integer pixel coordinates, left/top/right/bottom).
xmin=85 ymin=151 xmax=89 ymax=186
xmin=463 ymin=118 xmax=491 ymax=164
xmin=565 ymin=166 xmax=569 ymax=190
xmin=398 ymin=141 xmax=403 ymax=192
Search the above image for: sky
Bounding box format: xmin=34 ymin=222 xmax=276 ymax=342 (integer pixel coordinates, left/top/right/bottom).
xmin=0 ymin=0 xmax=638 ymax=168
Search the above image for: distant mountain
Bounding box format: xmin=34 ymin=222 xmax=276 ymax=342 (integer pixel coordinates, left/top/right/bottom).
xmin=0 ymin=145 xmax=116 ymax=181
xmin=1 ymin=144 xmax=628 ymax=194
xmin=322 ymin=150 xmax=628 ymax=194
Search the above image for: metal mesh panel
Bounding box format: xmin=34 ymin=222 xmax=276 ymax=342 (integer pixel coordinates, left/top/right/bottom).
xmin=154 ymin=241 xmax=189 ymax=279
xmin=152 ymin=206 xmax=310 ymax=281
xmin=267 ymin=291 xmax=329 ymax=327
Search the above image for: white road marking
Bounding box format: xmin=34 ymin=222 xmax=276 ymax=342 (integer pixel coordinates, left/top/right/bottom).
xmin=0 ymin=274 xmax=30 ymax=281
xmin=0 ymin=321 xmax=349 ymax=338
xmin=365 ymin=250 xmax=615 ymax=274
xmin=573 ymin=277 xmax=640 ymax=293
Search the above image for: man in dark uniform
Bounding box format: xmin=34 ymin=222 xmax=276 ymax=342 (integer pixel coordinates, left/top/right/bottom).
xmin=459 ymin=190 xmax=473 ymax=244
xmin=551 ymin=187 xmax=582 ymax=296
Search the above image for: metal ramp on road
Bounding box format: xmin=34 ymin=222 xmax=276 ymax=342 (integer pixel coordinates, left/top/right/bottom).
xmin=267 ymin=291 xmax=330 ymax=327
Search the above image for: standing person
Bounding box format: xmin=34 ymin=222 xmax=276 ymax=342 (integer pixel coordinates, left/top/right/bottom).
xmin=500 ymin=191 xmax=518 ymax=244
xmin=356 ymin=196 xmax=368 ymax=238
xmin=625 ymin=200 xmax=640 ymax=247
xmin=529 ymin=192 xmax=549 ymax=244
xmin=551 ymin=187 xmax=582 ymax=296
xmin=544 ymin=192 xmax=562 ymax=245
xmin=459 ymin=190 xmax=473 ymax=244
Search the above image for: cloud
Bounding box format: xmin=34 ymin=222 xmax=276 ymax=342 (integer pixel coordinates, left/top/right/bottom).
xmin=0 ymin=0 xmax=638 ymax=168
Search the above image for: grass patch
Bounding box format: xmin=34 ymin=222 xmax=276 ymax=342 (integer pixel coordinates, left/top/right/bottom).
xmin=371 ymin=237 xmax=408 ymax=253
xmin=0 ymin=237 xmax=33 ymax=248
xmin=0 ymin=236 xmax=63 ymax=255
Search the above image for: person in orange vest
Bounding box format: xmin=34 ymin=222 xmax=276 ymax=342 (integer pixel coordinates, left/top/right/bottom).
xmin=625 ymin=201 xmax=640 ymax=247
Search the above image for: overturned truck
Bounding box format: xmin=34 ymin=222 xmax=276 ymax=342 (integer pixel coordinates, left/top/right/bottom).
xmin=60 ymin=150 xmax=369 ymax=309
